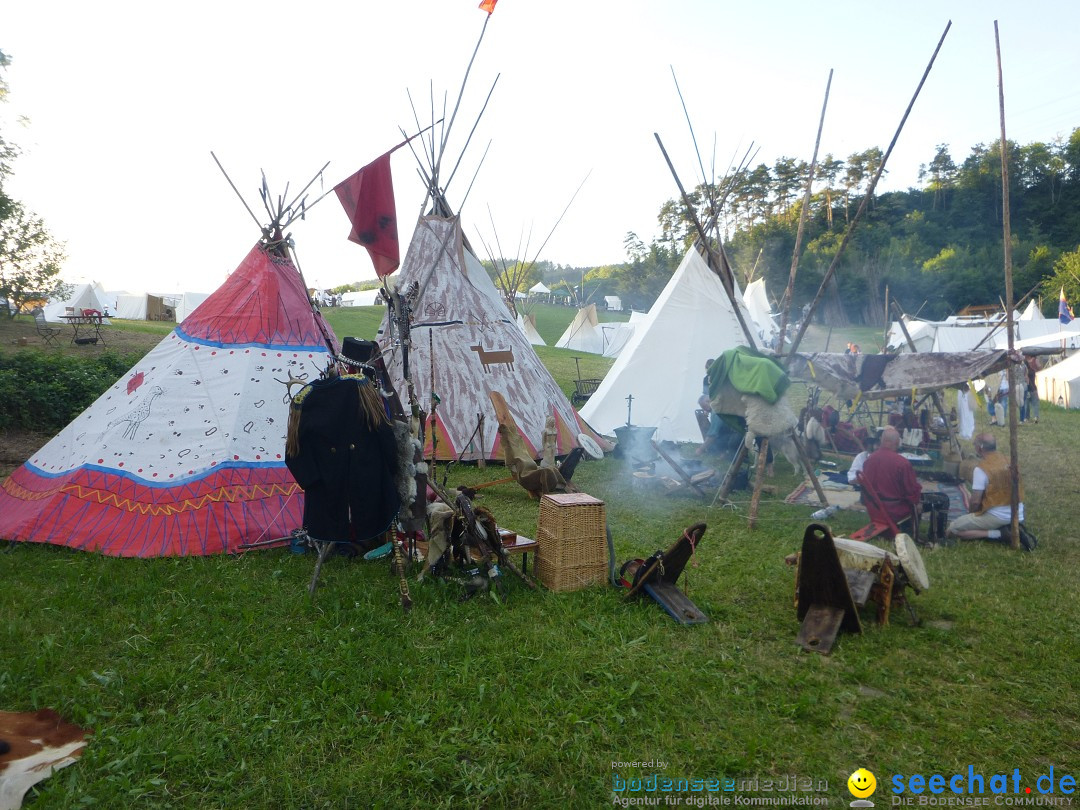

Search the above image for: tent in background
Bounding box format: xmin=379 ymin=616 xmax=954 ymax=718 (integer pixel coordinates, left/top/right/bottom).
xmin=599 ymin=322 xmax=634 ymax=358
xmin=1036 ymin=350 xmax=1080 ymax=408
xmin=579 ymin=242 xmax=758 ymax=442
xmin=41 ymin=281 xmax=110 ymax=321
xmin=604 ymin=295 xmax=623 ymax=311
xmin=554 ymin=304 xmax=605 ymax=354
xmin=341 ymin=289 xmax=381 ymax=307
xmin=516 ymin=312 xmax=545 ymax=346
xmin=0 ymin=241 xmax=337 ymax=556
xmin=114 ymin=292 xmax=173 ymax=321
xmin=375 ymin=215 xmax=600 ymax=461
xmin=742 ymin=278 xmax=779 ymax=347
xmin=175 ymin=291 xmax=211 ymax=322
xmin=1019 ymin=299 xmax=1044 ymax=321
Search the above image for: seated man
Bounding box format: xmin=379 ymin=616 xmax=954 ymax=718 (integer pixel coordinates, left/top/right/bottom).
xmin=847 ymin=435 xmax=880 ymax=485
xmin=946 ymin=432 xmax=1036 ymax=550
xmin=860 ymin=426 xmax=922 ymax=532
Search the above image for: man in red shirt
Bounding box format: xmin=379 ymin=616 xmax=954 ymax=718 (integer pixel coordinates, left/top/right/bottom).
xmin=860 ymin=426 xmax=922 ymax=531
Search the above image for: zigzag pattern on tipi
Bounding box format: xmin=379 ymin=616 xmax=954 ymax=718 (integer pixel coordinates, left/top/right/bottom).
xmin=0 ymin=243 xmax=335 ymax=556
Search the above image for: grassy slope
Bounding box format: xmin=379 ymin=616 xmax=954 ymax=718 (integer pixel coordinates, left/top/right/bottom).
xmin=2 ymin=312 xmax=1078 ymax=808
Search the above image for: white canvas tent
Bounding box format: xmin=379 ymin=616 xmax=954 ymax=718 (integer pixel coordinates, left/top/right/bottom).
xmin=579 ymin=243 xmax=758 ymax=442
xmin=604 ymin=295 xmax=623 ymax=311
xmin=114 ymin=292 xmax=173 ymax=321
xmin=375 ymin=215 xmax=600 ymax=461
xmin=1019 ymin=299 xmax=1045 ymax=321
xmin=42 ymin=281 xmax=111 ymax=321
xmin=516 ymin=312 xmax=545 ymax=346
xmin=885 ymin=319 xmax=937 ymax=353
xmin=529 ymin=281 xmax=550 ymax=295
xmin=599 ymin=322 xmax=634 ymax=358
xmin=1036 ymin=350 xmax=1080 ymax=408
xmin=742 ymin=278 xmax=779 ymax=346
xmin=341 ymin=289 xmax=381 ymax=307
xmin=175 ymin=291 xmax=211 ymax=322
xmin=555 ymin=304 xmax=605 ymax=354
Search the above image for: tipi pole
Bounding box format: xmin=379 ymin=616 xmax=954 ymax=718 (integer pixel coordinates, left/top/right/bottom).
xmin=653 ymin=133 xmax=758 ymax=348
xmin=995 ymin=20 xmax=1021 ymax=550
xmin=776 ymin=70 xmax=833 ymax=355
xmin=786 ymin=21 xmax=952 ymax=360
xmin=210 ymin=151 xmax=265 ymax=234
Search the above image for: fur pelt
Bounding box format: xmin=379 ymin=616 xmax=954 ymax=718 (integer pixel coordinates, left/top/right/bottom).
xmin=742 ymin=392 xmax=798 ymax=438
xmin=392 ymin=418 xmax=419 ymax=508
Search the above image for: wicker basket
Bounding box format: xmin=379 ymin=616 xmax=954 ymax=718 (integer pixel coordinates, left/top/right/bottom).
xmin=535 ymin=493 xmax=607 ymax=591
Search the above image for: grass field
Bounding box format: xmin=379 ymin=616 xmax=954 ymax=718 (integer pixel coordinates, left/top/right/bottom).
xmin=1 ymin=310 xmax=1078 ymax=809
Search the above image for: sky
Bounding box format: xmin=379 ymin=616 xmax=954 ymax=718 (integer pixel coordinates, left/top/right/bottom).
xmin=3 ymin=0 xmax=1079 ymax=296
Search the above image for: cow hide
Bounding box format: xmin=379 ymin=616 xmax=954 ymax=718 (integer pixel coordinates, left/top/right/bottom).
xmin=0 ymin=709 xmax=90 ymax=810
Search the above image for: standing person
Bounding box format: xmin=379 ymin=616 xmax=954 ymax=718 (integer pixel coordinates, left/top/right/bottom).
xmin=1024 ymin=355 xmax=1041 ymax=424
xmin=956 ymin=383 xmax=976 ymax=440
xmin=994 ymin=371 xmax=1010 ymax=425
xmin=860 ymin=426 xmax=922 ymax=531
xmin=945 ymin=433 xmax=1036 ymax=550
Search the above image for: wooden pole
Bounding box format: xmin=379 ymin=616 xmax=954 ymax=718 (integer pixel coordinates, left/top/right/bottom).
xmin=994 ymin=20 xmax=1021 ymax=550
xmin=786 ymin=21 xmax=952 ymax=360
xmin=777 ymin=70 xmax=833 ymax=355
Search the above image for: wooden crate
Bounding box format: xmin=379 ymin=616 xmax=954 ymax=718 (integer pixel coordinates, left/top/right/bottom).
xmin=535 ymin=493 xmax=607 ymax=591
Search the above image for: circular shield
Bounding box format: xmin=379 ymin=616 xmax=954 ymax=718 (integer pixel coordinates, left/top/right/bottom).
xmin=895 ymin=533 xmax=930 ymax=593
xmin=577 ymin=433 xmax=604 ymax=459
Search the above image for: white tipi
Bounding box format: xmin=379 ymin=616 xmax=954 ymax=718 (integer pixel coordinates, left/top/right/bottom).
xmin=554 ymin=304 xmax=605 ymax=354
xmin=579 ymin=242 xmax=758 ymax=442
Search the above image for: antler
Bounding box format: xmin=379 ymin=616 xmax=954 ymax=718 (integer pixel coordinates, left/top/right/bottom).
xmin=276 ymin=370 xmax=310 ymax=404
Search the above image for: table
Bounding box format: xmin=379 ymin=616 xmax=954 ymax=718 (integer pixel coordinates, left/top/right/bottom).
xmin=60 ymin=314 xmax=108 ymax=346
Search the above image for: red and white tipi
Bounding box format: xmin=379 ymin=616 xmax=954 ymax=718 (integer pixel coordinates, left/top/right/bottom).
xmin=0 ymin=242 xmax=338 ymax=556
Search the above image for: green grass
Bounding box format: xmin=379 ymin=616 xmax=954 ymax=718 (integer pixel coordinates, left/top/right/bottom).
xmin=2 ymin=321 xmax=1078 ymax=808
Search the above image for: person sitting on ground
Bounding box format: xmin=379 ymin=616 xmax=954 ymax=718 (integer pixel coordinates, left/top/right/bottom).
xmin=860 ymin=426 xmax=922 ymax=531
xmin=945 ymin=432 xmax=1036 ymax=550
xmin=847 ymin=435 xmax=880 ymax=484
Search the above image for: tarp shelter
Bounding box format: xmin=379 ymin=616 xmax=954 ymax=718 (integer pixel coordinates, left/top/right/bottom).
xmin=374 ymin=215 xmax=601 ymax=461
xmin=114 ymin=292 xmax=173 ymax=321
xmin=579 ymin=242 xmax=758 ymax=442
xmin=341 ymin=289 xmax=381 ymax=307
xmin=788 ymin=351 xmax=1010 ymax=401
xmin=742 ymin=278 xmax=779 ymax=346
xmin=555 ymin=304 xmax=604 ymax=354
xmin=175 ymin=291 xmax=211 ymax=322
xmin=41 ymin=281 xmax=110 ymax=321
xmin=1036 ymin=350 xmax=1080 ymax=408
xmin=0 ymin=242 xmax=337 ymax=556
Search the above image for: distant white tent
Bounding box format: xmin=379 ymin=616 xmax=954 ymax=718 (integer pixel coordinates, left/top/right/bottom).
xmin=1036 ymin=350 xmax=1080 ymax=408
xmin=555 ymin=304 xmax=605 ymax=354
xmin=529 ymin=281 xmax=550 ymax=295
xmin=176 ymin=291 xmax=211 ymax=322
xmin=579 ymin=243 xmax=758 ymax=442
xmin=885 ymin=319 xmax=938 ymax=353
xmin=42 ymin=281 xmax=110 ymax=321
xmin=114 ymin=292 xmax=173 ymax=321
xmin=516 ymin=312 xmax=546 ymax=346
xmin=1019 ymin=299 xmax=1045 ymax=321
xmin=604 ymin=295 xmax=623 ymax=311
xmin=988 ymin=319 xmax=1080 ymax=350
xmin=341 ymin=289 xmax=381 ymax=307
xmin=742 ymin=278 xmax=779 ymax=346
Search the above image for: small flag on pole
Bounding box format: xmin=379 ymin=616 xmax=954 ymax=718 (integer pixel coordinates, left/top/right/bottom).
xmin=334 ymin=153 xmax=399 ymax=278
xmin=479 ymin=0 xmax=498 ymax=14
xmin=1060 ymin=287 xmax=1075 ymax=324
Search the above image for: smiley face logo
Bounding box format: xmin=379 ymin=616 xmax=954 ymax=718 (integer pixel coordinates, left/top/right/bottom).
xmin=847 ymin=768 xmax=877 ymax=798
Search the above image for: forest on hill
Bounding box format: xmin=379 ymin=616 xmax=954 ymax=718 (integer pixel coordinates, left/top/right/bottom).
xmin=507 ymin=131 xmax=1080 ymax=325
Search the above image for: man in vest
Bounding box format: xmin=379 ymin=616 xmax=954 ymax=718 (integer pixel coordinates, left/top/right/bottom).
xmin=946 ymin=432 xmax=1036 ymax=550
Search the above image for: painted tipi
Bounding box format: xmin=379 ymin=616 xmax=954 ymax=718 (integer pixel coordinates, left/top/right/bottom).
xmin=375 ymin=215 xmax=599 ymax=461
xmin=0 ymin=241 xmax=337 ymax=556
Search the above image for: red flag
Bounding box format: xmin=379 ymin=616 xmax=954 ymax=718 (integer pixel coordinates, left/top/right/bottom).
xmin=334 ymin=153 xmax=399 ymax=277
xmin=479 ymin=0 xmax=498 ymax=14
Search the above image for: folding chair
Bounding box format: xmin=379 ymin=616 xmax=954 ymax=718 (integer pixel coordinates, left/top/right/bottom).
xmin=32 ymin=308 xmax=62 ymax=347
xmin=852 ymin=471 xmax=920 ymax=545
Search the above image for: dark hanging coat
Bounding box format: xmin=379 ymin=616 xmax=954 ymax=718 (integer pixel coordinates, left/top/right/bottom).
xmin=285 ymin=377 xmax=401 ymax=543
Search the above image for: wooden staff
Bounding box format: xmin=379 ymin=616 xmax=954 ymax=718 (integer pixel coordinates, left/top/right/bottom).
xmin=995 ymin=20 xmax=1021 ymax=550
xmin=786 ymin=21 xmax=952 ymax=359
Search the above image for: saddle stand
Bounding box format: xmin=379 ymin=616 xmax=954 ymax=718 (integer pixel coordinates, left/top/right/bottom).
xmin=623 ymin=523 xmax=708 ymax=624
xmin=795 ymin=523 xmax=862 ymax=655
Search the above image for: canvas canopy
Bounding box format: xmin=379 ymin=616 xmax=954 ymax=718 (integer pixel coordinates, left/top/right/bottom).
xmin=375 ymin=215 xmax=599 ymax=461
xmin=788 ymin=351 xmax=1010 ymax=401
xmin=1036 ymin=350 xmax=1080 ymax=408
xmin=528 ymin=282 xmax=550 ymax=295
xmin=342 ymin=289 xmax=381 ymax=307
xmin=0 ymin=243 xmax=337 ymax=556
xmin=579 ymin=242 xmax=758 ymax=442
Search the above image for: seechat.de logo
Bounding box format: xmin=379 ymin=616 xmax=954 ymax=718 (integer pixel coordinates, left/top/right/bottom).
xmin=848 ymin=768 xmax=877 ymax=807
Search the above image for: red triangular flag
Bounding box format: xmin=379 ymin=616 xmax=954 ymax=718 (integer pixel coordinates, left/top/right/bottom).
xmin=479 ymin=0 xmax=498 ymax=14
xmin=334 ymin=153 xmax=399 ymax=277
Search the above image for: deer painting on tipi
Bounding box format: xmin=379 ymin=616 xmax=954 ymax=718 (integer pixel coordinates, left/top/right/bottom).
xmin=108 ymin=385 xmax=165 ymax=440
